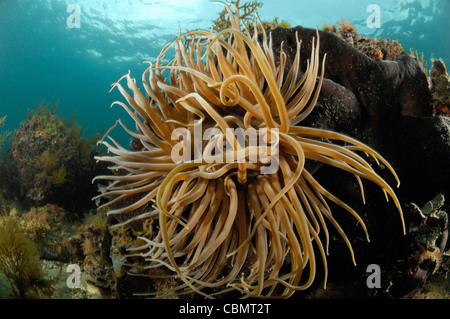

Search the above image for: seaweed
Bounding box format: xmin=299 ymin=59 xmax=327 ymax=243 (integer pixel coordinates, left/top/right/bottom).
xmin=270 ymin=17 xmax=291 ymax=29
xmin=20 ymin=204 xmax=72 ymax=261
xmin=0 ymin=216 xmax=56 ymax=298
xmin=7 ymin=101 xmax=108 ymax=213
xmin=429 ymin=59 xmax=450 ymax=116
xmin=212 ymin=0 xmax=263 ymax=33
xmin=322 ymin=19 xmax=405 ymax=61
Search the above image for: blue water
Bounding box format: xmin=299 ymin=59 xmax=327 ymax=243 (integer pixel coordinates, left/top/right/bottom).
xmin=1 ymin=0 xmax=449 ymax=145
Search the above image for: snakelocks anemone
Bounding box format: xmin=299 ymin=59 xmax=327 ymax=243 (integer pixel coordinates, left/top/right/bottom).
xmin=93 ymin=2 xmax=405 ymax=298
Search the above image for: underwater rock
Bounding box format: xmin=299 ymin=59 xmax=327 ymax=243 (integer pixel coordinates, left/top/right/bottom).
xmin=0 ymin=216 xmax=57 ymax=298
xmin=20 ymin=204 xmax=72 ymax=262
xmin=386 ymin=115 xmax=450 ymax=204
xmin=389 ymin=194 xmax=449 ymax=298
xmin=266 ymin=26 xmax=449 ymax=298
xmin=306 ymin=79 xmax=361 ymax=138
xmin=409 ymin=194 xmax=448 ymax=254
xmin=268 ymin=26 xmax=450 ymax=207
xmin=269 ymin=26 xmax=432 ymax=150
xmin=67 ymin=209 xmax=116 ymax=297
xmin=322 ymin=20 xmax=405 ymax=61
xmin=430 ymin=59 xmax=450 ymax=116
xmin=7 ymin=101 xmax=107 ymax=213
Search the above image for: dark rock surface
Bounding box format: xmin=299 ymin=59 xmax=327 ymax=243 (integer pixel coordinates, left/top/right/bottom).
xmin=268 ymin=26 xmax=449 ymax=298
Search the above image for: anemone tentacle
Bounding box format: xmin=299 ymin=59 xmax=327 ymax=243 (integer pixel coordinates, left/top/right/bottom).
xmin=94 ymin=2 xmax=404 ymax=298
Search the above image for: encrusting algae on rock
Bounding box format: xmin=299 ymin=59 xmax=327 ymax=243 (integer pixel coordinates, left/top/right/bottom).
xmin=322 ymin=19 xmax=404 ymax=61
xmin=430 ymin=59 xmax=450 ymax=116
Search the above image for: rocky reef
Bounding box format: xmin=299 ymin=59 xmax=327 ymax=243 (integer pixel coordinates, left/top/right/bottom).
xmin=0 ymin=202 xmax=111 ymax=299
xmin=0 ymin=215 xmax=56 ymax=298
xmin=0 ymin=9 xmax=448 ymax=300
xmin=6 ymin=101 xmax=107 ymax=214
xmin=430 ymin=59 xmax=450 ymax=116
xmin=265 ymin=25 xmax=449 ymax=299
xmin=0 ymin=102 xmax=111 ymax=298
xmin=323 ymin=19 xmax=405 ymax=61
xmin=104 ymin=23 xmax=449 ymax=299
